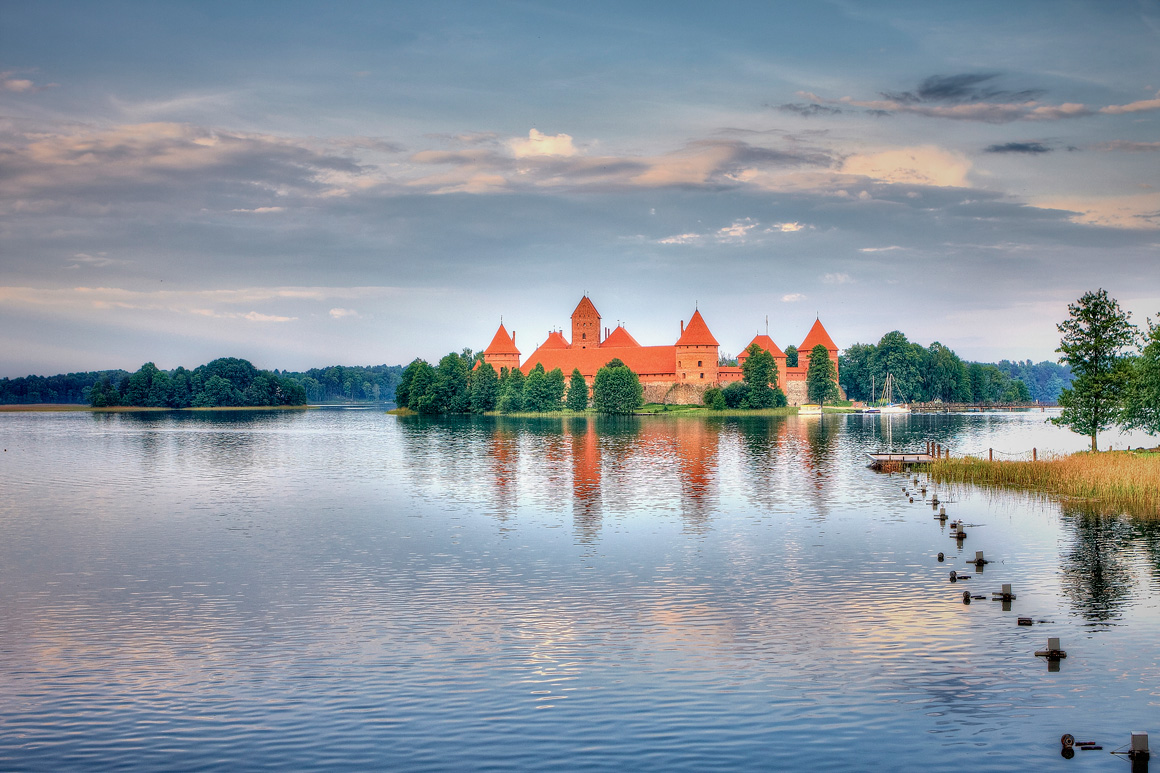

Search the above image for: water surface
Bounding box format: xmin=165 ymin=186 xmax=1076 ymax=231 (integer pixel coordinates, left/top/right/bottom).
xmin=1 ymin=410 xmax=1157 ymax=771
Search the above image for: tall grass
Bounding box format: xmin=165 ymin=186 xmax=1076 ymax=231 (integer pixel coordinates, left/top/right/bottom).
xmin=928 ymin=452 xmax=1160 ymax=517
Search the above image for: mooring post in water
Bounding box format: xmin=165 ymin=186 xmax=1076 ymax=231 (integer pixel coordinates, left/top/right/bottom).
xmin=989 ymin=448 xmax=993 ymax=461
xmin=1033 ymin=447 xmax=1037 ymax=461
xmin=1129 ymin=732 xmax=1150 ymax=772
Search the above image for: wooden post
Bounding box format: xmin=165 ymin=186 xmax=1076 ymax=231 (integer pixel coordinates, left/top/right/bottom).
xmin=988 ymin=448 xmax=993 ymax=461
xmin=1033 ymin=447 xmax=1037 ymax=462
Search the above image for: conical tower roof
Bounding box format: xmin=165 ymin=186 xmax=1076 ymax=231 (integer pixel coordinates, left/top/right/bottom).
xmin=571 ymin=295 xmax=600 ymax=319
xmin=483 ymin=323 xmax=520 ymax=356
xmin=540 ymin=331 xmax=569 ymax=349
xmin=675 ymin=309 xmax=719 ymax=346
xmin=799 ymin=318 xmax=837 ymax=353
xmin=602 ymin=325 xmax=641 ymax=348
xmin=744 ymin=333 xmax=785 ymax=358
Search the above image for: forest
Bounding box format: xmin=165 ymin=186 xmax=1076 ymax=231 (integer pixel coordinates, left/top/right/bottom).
xmin=838 ymin=331 xmax=1070 ymax=404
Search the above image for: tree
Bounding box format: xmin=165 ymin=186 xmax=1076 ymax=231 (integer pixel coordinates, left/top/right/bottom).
xmin=523 ymin=364 xmax=552 ymax=412
xmin=721 ymin=381 xmax=748 ymax=408
xmin=872 ymin=331 xmax=923 ymax=403
xmin=566 ymin=368 xmax=588 ymax=411
xmin=1051 ymin=289 xmax=1137 ymax=451
xmin=741 ymin=344 xmax=779 ymax=408
xmin=470 ymin=362 xmax=499 ymax=413
xmin=496 ymin=367 xmax=525 ymax=413
xmin=807 ymin=344 xmax=840 ymax=407
xmin=838 ymin=343 xmax=874 ymax=402
xmin=593 ymin=362 xmax=642 ymax=414
xmin=784 ymin=345 xmax=798 ymax=368
xmin=1121 ymin=314 xmax=1160 ymax=436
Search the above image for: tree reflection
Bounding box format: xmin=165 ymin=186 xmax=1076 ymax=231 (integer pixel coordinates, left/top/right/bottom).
xmin=1059 ymin=505 xmax=1138 ymax=625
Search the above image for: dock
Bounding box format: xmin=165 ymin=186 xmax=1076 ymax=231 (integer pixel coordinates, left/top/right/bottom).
xmin=867 ymin=452 xmax=935 ymax=469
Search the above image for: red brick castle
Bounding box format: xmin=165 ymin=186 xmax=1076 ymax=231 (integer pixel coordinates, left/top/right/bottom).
xmin=482 ymin=296 xmax=839 ymax=405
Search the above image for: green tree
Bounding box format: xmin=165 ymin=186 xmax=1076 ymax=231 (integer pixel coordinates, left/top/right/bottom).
xmin=741 ymin=344 xmax=779 ymax=408
xmin=807 ymin=344 xmax=840 ymax=406
xmin=784 ymin=345 xmax=798 ymax=368
xmin=925 ymin=342 xmax=966 ymax=402
xmin=872 ymin=331 xmax=923 ymax=403
xmin=470 ymin=362 xmax=499 ymax=413
xmin=195 ymin=375 xmax=243 ymax=407
xmin=545 ymin=368 xmax=566 ymax=411
xmin=1051 ymin=289 xmax=1138 ymax=451
xmin=722 ymin=381 xmax=748 ymax=408
xmin=1121 ymin=314 xmax=1160 ymax=436
xmin=838 ymin=343 xmax=874 ymax=402
xmin=496 ymin=367 xmax=525 ymax=413
xmin=523 ymin=364 xmax=552 ymax=412
xmin=566 ymin=368 xmax=588 ymax=411
xmin=593 ymin=362 xmax=643 ymax=414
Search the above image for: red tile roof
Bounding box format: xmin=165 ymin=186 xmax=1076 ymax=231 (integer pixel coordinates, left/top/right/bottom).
xmin=483 ymin=323 xmax=520 ymax=356
xmin=601 ymin=325 xmax=641 ymax=348
xmin=540 ymin=331 xmax=569 ymax=349
xmin=741 ymin=334 xmax=785 ymax=359
xmin=799 ymin=318 xmax=837 ymax=353
xmin=571 ymin=295 xmax=600 ymax=319
xmin=522 ymin=345 xmax=677 ymax=377
xmin=675 ymin=309 xmax=719 ymax=347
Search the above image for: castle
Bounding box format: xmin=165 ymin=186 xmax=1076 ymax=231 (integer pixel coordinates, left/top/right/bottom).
xmin=482 ymin=296 xmax=839 ymax=405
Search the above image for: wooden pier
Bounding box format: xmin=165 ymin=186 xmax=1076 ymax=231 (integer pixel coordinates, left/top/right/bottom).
xmin=867 ymin=452 xmax=935 ymax=469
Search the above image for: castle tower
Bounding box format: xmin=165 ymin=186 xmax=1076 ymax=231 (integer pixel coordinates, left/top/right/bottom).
xmin=570 ymin=295 xmax=601 ymax=349
xmin=674 ymin=309 xmax=720 ymax=384
xmin=482 ymin=323 xmax=521 ymax=373
xmin=798 ymin=317 xmax=840 ymax=381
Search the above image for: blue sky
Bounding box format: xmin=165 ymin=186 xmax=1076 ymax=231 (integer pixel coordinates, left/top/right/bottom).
xmin=2 ymin=0 xmax=1159 ymax=375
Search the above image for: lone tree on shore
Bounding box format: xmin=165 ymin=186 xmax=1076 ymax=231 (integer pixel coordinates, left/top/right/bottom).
xmin=593 ymin=359 xmax=642 ymax=414
xmin=807 ymin=344 xmax=840 ymax=407
xmin=1051 ymin=289 xmax=1137 ymax=451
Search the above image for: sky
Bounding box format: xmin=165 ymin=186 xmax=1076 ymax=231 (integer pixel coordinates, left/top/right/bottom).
xmin=2 ymin=0 xmax=1159 ymax=377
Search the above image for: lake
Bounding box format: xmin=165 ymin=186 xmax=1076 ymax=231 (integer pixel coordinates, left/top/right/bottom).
xmin=1 ymin=409 xmax=1157 ymax=771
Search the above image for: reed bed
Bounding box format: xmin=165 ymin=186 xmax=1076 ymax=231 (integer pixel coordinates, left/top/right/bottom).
xmin=928 ymin=451 xmax=1160 ymax=517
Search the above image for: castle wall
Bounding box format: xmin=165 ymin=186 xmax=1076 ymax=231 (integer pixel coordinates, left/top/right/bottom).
xmin=642 ymin=381 xmax=711 ymax=406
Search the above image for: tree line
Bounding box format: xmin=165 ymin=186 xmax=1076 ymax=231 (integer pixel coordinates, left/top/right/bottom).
xmin=88 ymin=358 xmax=307 ymax=407
xmin=1051 ymin=289 xmax=1160 ymax=450
xmin=278 ymin=364 xmax=403 ymax=403
xmin=839 ymin=332 xmax=1039 ymax=405
xmin=0 ymin=370 xmax=130 ymax=404
xmin=395 ymin=350 xmax=644 ymax=415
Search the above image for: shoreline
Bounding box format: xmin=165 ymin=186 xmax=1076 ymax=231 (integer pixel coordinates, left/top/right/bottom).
xmin=0 ymin=404 xmax=312 ymax=413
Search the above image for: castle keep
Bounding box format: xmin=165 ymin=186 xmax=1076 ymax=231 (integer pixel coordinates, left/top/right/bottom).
xmin=482 ymin=296 xmax=839 ymax=406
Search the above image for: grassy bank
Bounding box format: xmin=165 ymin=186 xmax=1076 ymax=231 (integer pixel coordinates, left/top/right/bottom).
xmin=928 ymin=451 xmax=1160 ymax=517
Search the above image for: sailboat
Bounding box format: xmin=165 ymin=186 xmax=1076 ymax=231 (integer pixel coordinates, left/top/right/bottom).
xmin=860 ymin=373 xmax=911 ymax=414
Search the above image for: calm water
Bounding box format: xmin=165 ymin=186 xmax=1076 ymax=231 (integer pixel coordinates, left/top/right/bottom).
xmin=1 ymin=409 xmax=1157 ymax=772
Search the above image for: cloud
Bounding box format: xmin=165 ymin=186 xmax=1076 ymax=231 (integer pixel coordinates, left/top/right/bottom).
xmin=67 ymin=252 xmax=126 ymax=268
xmin=881 ymin=73 xmax=1044 ymax=105
xmin=985 ymin=141 xmax=1052 ymax=154
xmin=1100 ymin=92 xmax=1160 ymax=115
xmin=1032 ymin=192 xmax=1160 ymax=229
xmin=781 ymin=293 xmax=805 ymax=302
xmin=658 ymin=233 xmax=702 ymax=244
xmin=231 ymin=206 xmax=285 ymax=213
xmin=777 ymin=103 xmax=843 ymax=117
xmin=0 ymin=122 xmax=376 ymax=212
xmin=1096 ymin=141 xmax=1160 ymax=152
xmin=768 ymin=222 xmax=805 ymax=232
xmin=858 ymin=246 xmax=903 ymax=253
xmin=716 ymin=218 xmax=758 ymax=242
xmin=329 ymin=307 xmax=359 ymax=318
xmin=840 ymin=146 xmax=971 ymax=187
xmin=822 ymin=273 xmax=852 ymax=284
xmin=1 ymin=71 xmax=53 ymax=93
xmin=510 ymin=129 xmax=577 ymax=158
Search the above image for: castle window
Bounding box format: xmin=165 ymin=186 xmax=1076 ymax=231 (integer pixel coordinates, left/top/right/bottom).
xmin=698 ymin=360 xmax=702 ymax=367
xmin=582 ymin=333 xmax=586 ymax=340
xmin=700 ymin=373 xmax=704 ymax=379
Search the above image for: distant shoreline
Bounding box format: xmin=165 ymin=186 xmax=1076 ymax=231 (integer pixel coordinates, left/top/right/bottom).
xmin=0 ymin=404 xmax=312 ymax=413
